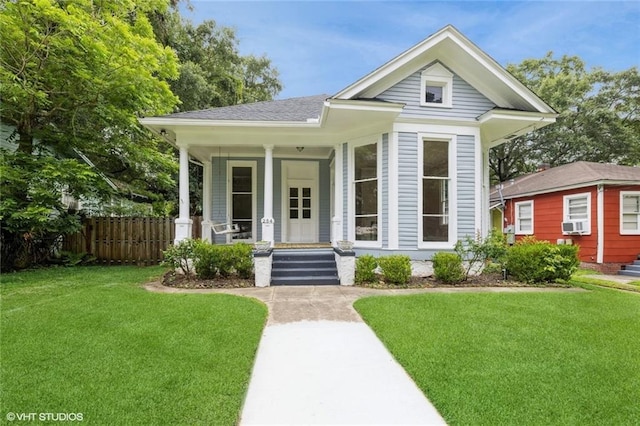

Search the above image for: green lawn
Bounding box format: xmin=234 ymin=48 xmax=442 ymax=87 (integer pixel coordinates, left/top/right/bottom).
xmin=354 ymin=285 xmax=640 ymax=426
xmin=1 ymin=266 xmax=267 ymax=425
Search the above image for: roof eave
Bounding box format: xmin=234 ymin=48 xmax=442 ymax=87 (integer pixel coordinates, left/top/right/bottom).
xmin=501 ymin=179 xmax=640 ymax=199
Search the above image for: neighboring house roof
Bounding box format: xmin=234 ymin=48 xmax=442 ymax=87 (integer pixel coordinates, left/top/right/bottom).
xmin=160 ymin=94 xmax=329 ymax=122
xmin=491 ymin=162 xmax=640 ymax=202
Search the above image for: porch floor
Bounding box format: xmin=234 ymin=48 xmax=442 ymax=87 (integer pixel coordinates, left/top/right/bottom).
xmin=273 ymin=242 xmax=332 ymax=249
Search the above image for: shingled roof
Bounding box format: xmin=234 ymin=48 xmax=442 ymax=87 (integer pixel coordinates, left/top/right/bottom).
xmin=495 ymin=161 xmax=640 ymax=200
xmin=161 ymin=94 xmax=329 ymax=122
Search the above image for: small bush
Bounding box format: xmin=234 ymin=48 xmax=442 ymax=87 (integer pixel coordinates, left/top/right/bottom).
xmin=355 ymin=254 xmax=377 ymax=284
xmin=162 ymin=239 xmax=197 ymax=277
xmin=432 ymin=252 xmax=465 ymax=284
xmin=505 ymin=237 xmax=579 ymax=283
xmin=231 ymin=243 xmax=253 ymax=278
xmin=454 ymin=230 xmax=508 ymax=279
xmin=193 ymin=242 xmax=254 ymax=279
xmin=378 ymin=255 xmax=411 ymax=285
xmin=193 ymin=241 xmax=219 ymax=279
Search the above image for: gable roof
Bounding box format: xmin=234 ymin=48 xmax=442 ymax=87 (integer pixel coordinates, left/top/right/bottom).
xmin=495 ymin=162 xmax=640 ymax=200
xmin=333 ymin=25 xmax=555 ymax=114
xmin=158 ymin=94 xmax=329 ymax=122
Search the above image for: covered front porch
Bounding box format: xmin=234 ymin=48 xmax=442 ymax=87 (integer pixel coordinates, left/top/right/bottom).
xmin=174 ymin=144 xmax=343 ymax=248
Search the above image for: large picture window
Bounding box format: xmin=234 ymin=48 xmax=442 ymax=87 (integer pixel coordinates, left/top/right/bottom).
xmin=621 ymin=191 xmax=640 ymax=234
xmin=422 ymin=140 xmax=449 ymax=242
xmin=354 ymin=143 xmax=378 ymax=241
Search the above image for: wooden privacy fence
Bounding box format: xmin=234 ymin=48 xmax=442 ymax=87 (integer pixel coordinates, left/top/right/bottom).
xmin=63 ymin=216 xmax=202 ymax=265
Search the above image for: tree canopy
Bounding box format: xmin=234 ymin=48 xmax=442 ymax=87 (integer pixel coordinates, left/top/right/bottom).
xmin=0 ymin=0 xmax=179 ymax=269
xmin=490 ymin=53 xmax=640 ymax=183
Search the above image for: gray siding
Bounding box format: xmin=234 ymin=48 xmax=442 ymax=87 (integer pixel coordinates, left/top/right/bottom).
xmin=457 ymin=135 xmax=476 ymax=238
xmin=342 ymin=143 xmax=348 ymax=240
xmin=379 ymin=65 xmax=496 ymax=120
xmin=381 ymin=133 xmax=389 ymax=248
xmin=318 ymin=159 xmax=331 ymax=242
xmin=398 ymin=132 xmax=418 ymax=248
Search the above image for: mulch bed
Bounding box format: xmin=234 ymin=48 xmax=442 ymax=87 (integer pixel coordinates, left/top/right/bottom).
xmin=162 ymin=270 xmax=569 ymax=289
xmin=162 ymin=271 xmax=255 ymax=289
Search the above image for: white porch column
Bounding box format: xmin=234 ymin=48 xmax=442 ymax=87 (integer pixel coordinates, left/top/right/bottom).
xmin=201 ymin=159 xmax=213 ymax=242
xmin=332 ymin=143 xmax=343 ymax=245
xmin=174 ymin=145 xmax=192 ymax=243
xmin=261 ymin=144 xmax=275 ymax=244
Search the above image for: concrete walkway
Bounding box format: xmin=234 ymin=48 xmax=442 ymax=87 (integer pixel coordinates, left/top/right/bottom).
xmin=144 ymin=283 xmax=584 ymax=425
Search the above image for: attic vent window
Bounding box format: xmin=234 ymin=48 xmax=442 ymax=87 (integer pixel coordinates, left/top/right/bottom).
xmin=420 ymin=63 xmax=453 ymax=108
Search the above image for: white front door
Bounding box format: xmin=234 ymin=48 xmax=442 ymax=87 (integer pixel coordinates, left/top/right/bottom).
xmin=287 ymin=180 xmax=315 ymax=242
xmin=282 ymin=161 xmax=319 ymax=243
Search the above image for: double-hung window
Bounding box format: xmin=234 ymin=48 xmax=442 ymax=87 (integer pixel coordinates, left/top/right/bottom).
xmin=353 ymin=143 xmax=378 ymax=242
xmin=563 ymin=193 xmax=591 ymax=234
xmin=515 ymin=200 xmax=533 ymax=235
xmin=422 ymin=140 xmax=450 ymax=242
xmin=621 ymin=191 xmax=640 ymax=234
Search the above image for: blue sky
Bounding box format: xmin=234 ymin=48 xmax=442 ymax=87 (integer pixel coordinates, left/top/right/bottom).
xmin=183 ymin=1 xmax=640 ymax=100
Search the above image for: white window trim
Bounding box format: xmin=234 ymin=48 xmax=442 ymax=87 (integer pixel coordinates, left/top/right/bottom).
xmin=226 ymin=160 xmax=257 ymax=243
xmin=348 ymin=138 xmax=382 ymax=248
xmin=420 ymin=63 xmax=453 ymax=108
xmin=563 ymin=192 xmax=591 ymax=235
xmin=620 ymin=191 xmax=640 ymax=235
xmin=515 ymin=200 xmax=534 ymax=235
xmin=417 ymin=133 xmax=457 ymax=249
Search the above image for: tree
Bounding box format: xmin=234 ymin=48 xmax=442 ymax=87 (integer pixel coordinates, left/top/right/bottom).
xmin=490 ymin=53 xmax=640 ymax=183
xmin=0 ymin=0 xmax=179 ymax=269
xmin=155 ymin=12 xmax=283 ymax=111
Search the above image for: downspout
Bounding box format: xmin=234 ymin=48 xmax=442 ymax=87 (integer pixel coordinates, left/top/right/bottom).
xmin=596 ymin=184 xmax=604 ymax=264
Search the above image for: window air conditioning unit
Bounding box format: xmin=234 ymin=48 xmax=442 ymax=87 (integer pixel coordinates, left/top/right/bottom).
xmin=562 ymin=220 xmax=587 ymax=234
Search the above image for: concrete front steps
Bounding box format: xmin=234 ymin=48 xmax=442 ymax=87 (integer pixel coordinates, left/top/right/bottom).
xmin=618 ymin=255 xmax=640 ymax=278
xmin=271 ymin=249 xmax=340 ymax=286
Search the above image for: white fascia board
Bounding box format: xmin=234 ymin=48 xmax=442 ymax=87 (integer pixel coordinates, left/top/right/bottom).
xmin=333 ymin=25 xmax=555 ymax=114
xmin=477 ymin=109 xmax=558 ymax=124
xmin=139 ymin=117 xmax=322 ymax=129
xmin=451 ymin=39 xmax=556 ymax=114
xmin=334 ymin=27 xmax=453 ymax=99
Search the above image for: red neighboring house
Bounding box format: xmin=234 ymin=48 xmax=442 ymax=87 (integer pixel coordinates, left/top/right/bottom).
xmin=491 ymin=162 xmax=640 ymax=275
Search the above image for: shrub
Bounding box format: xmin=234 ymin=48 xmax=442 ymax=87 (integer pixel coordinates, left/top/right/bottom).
xmin=230 ymin=243 xmax=253 ymax=278
xmin=162 ymin=239 xmax=197 ymax=278
xmin=193 ymin=241 xmax=218 ymax=279
xmin=505 ymin=237 xmax=579 ymax=283
xmin=432 ymin=252 xmax=465 ymax=284
xmin=355 ymin=254 xmax=377 ymax=284
xmin=454 ymin=230 xmax=508 ymax=279
xmin=378 ymin=255 xmax=411 ymax=285
xmin=193 ymin=241 xmax=254 ymax=279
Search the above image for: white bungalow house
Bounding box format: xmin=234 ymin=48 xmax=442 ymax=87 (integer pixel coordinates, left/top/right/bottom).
xmin=140 ymin=25 xmax=556 ymax=283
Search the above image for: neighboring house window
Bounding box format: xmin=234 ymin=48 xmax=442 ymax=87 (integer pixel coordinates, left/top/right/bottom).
xmin=563 ymin=193 xmax=591 ymax=234
xmin=515 ymin=200 xmax=534 ymax=235
xmin=420 ymin=62 xmax=453 ymax=108
xmin=422 ymin=140 xmax=450 ymax=242
xmin=353 ymin=143 xmax=378 ymax=242
xmin=621 ymin=191 xmax=640 ymax=234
